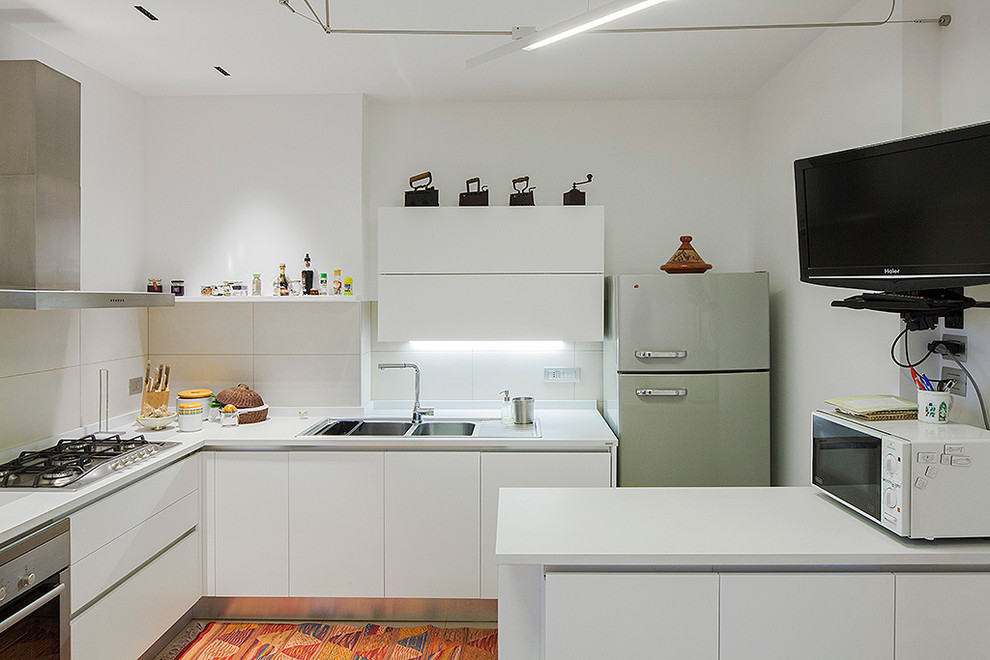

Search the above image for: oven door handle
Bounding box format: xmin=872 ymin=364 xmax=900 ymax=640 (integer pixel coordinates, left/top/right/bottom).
xmin=0 ymin=582 xmax=65 ymax=635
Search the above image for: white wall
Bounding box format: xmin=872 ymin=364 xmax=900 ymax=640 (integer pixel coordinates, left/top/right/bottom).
xmin=365 ymin=99 xmax=756 ymax=405
xmin=0 ymin=23 xmax=146 ymax=290
xmin=143 ymin=94 xmax=365 ymax=297
xmin=928 ymin=0 xmax=990 ymax=428
xmin=0 ymin=24 xmax=149 ymax=454
xmin=748 ymin=0 xmax=907 ymax=484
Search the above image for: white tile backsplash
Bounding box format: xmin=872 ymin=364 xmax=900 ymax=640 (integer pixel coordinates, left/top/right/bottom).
xmin=371 ymin=350 xmax=475 ymax=400
xmin=80 ymin=357 xmax=147 ymax=428
xmin=80 ymin=308 xmax=149 ymax=364
xmin=0 ymin=367 xmax=81 ymax=452
xmin=148 ymin=354 xmax=254 ymax=403
xmin=254 ymin=354 xmax=362 ymax=407
xmin=150 ymin=302 xmax=253 ymax=355
xmin=254 ymin=301 xmax=361 ymax=354
xmin=0 ymin=309 xmax=80 ymax=378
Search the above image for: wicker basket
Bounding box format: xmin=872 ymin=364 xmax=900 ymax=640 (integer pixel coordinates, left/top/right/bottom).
xmin=215 ymin=384 xmax=268 ymax=424
xmin=236 ymin=404 xmax=269 ymax=425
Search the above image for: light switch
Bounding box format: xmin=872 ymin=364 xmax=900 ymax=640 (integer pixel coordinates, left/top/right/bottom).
xmin=544 ymin=367 xmax=580 ymax=383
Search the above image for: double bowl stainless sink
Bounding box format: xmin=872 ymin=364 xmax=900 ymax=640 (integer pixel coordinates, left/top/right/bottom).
xmin=299 ymin=419 xmax=479 ymax=437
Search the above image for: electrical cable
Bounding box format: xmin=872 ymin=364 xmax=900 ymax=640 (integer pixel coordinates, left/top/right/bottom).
xmin=934 ymin=345 xmax=990 ymax=430
xmin=890 ymin=326 xmax=934 ymax=369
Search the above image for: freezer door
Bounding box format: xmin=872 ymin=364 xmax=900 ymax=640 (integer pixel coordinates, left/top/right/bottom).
xmin=616 ymin=372 xmax=770 ymax=487
xmin=612 ymin=273 xmax=769 ymax=372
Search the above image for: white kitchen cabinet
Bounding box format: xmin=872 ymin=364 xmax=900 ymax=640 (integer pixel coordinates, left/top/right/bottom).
xmin=480 ymin=452 xmax=611 ymax=597
xmin=377 ymin=206 xmax=604 ymax=341
xmin=213 ymin=451 xmax=289 ymax=596
xmin=895 ymin=573 xmax=990 ymax=659
xmin=545 ymin=573 xmax=719 ymax=660
xmin=288 ymin=451 xmax=385 ymax=597
xmin=719 ymin=573 xmax=894 ymax=660
xmin=71 ymin=530 xmax=201 ymax=660
xmin=384 ymin=452 xmax=481 ymax=598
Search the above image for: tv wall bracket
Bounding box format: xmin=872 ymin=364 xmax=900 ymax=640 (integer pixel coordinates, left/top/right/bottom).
xmin=832 ymin=288 xmax=990 ymax=331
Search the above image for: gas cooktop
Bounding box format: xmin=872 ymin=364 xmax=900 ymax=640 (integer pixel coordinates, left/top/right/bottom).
xmin=0 ymin=433 xmax=180 ymax=490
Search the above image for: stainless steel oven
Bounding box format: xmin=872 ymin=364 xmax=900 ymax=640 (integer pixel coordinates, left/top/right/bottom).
xmin=0 ymin=519 xmax=69 ymax=659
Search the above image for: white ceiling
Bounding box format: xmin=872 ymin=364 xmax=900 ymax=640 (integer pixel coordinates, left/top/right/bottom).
xmin=1 ymin=0 xmax=879 ymax=101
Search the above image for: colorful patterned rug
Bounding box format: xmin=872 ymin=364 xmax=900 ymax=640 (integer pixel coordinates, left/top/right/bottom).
xmin=174 ymin=621 xmax=497 ymax=660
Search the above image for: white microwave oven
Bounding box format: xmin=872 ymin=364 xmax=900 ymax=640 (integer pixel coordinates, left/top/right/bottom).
xmin=812 ymin=410 xmax=990 ymax=539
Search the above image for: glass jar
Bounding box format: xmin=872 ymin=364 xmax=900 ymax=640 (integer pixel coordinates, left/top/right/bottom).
xmin=251 ymin=273 xmax=262 ymax=296
xmin=147 ymin=278 xmax=163 ymax=293
xmin=170 ymin=279 xmax=185 ymax=296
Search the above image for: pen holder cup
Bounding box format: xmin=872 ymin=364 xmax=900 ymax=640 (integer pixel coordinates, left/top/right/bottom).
xmin=918 ymin=390 xmax=953 ymax=424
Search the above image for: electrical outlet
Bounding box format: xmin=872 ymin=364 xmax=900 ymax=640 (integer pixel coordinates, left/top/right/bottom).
xmin=941 ymin=333 xmax=967 ymax=362
xmin=128 ymin=376 xmax=143 ymax=396
xmin=941 ymin=366 xmax=966 ymax=396
xmin=544 ymin=367 xmax=581 ymax=383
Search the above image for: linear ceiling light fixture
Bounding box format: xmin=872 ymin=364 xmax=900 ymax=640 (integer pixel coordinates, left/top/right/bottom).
xmin=133 ymin=6 xmax=158 ymax=21
xmin=522 ymin=0 xmax=672 ymax=51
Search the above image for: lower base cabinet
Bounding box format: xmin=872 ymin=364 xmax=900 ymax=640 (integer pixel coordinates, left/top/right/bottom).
xmin=545 ymin=573 xmax=718 ymax=660
xmin=895 ymin=573 xmax=990 ymax=660
xmin=71 ymin=530 xmax=201 ymax=660
xmin=719 ymin=573 xmax=894 ymax=660
xmin=209 ymin=449 xmax=611 ymax=600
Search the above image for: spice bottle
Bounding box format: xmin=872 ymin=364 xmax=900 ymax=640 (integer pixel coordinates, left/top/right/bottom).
xmin=251 ymin=273 xmax=262 ymax=296
xmin=278 ymin=263 xmax=290 ymax=296
xmin=332 ymin=269 xmax=342 ymax=295
xmin=319 ymin=272 xmax=328 ymax=296
xmin=343 ymin=276 xmax=353 ymax=295
xmin=301 ymin=254 xmax=315 ymax=295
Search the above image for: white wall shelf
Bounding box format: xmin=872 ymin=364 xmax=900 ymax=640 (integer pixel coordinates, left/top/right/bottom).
xmin=175 ymin=296 xmax=360 ymax=303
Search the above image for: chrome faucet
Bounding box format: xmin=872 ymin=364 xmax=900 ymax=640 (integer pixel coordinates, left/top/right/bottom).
xmin=377 ymin=362 xmax=435 ymax=423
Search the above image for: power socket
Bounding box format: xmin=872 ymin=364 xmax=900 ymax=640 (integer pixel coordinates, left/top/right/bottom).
xmin=941 ymin=367 xmax=967 ymax=396
xmin=128 ymin=376 xmax=144 ymax=396
xmin=544 ymin=367 xmax=580 ymax=383
xmin=941 ymin=333 xmax=967 ymax=362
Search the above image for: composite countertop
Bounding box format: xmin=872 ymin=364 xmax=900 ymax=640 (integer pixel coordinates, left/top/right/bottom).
xmin=0 ymin=407 xmax=615 ymax=547
xmin=495 ymin=486 xmax=990 ymax=569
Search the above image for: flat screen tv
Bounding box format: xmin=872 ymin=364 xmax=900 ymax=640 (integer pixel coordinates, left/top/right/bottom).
xmin=795 ymin=121 xmax=990 ymax=294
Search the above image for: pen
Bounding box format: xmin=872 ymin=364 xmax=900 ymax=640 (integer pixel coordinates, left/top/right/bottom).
xmin=921 ymin=373 xmax=934 ymax=391
xmin=910 ymin=367 xmax=926 ymax=390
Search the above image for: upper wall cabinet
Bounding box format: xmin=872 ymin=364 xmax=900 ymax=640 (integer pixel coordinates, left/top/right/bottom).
xmin=377 ymin=207 xmax=605 ymax=342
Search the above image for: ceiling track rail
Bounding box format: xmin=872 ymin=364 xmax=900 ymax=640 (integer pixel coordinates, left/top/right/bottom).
xmin=277 ymin=0 xmax=948 ymax=39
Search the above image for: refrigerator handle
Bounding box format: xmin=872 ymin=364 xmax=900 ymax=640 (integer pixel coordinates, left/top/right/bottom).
xmin=635 ymin=350 xmax=688 ymax=359
xmin=636 ymin=388 xmax=688 ymax=397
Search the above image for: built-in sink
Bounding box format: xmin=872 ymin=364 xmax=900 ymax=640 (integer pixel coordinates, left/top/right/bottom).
xmin=410 ymin=421 xmax=477 ymax=436
xmin=350 ymin=421 xmax=414 ymax=436
xmin=298 ymin=418 xmax=478 ymax=438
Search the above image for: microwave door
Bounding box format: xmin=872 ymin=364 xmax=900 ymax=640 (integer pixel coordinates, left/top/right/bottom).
xmin=813 ymin=432 xmax=882 ymax=521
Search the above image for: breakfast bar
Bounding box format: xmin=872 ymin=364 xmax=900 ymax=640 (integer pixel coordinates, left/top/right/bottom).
xmin=495 ymin=486 xmax=990 ymax=660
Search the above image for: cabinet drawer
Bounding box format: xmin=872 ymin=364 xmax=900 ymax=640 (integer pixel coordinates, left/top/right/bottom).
xmin=378 ymin=274 xmax=603 ymax=341
xmin=70 ymin=456 xmax=200 ymax=561
xmin=71 ymin=530 xmax=200 ymax=660
xmin=71 ymin=490 xmax=199 ymax=614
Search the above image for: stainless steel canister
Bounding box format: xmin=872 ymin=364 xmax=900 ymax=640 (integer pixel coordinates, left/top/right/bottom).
xmin=511 ymin=396 xmax=535 ymax=424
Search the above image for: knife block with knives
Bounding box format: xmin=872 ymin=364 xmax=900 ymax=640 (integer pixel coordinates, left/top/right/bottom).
xmin=141 ymin=361 xmax=171 ymax=416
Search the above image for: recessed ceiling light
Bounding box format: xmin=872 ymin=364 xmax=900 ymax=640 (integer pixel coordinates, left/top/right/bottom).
xmin=214 ymin=66 xmax=232 ymax=77
xmin=134 ymin=6 xmax=158 ymax=21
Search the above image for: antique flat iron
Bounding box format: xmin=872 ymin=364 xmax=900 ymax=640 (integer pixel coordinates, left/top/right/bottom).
xmin=404 ymin=171 xmax=439 ymax=207
xmin=509 ymin=176 xmax=536 ymax=206
xmin=563 ymin=174 xmax=593 ymax=206
xmin=458 ymin=177 xmax=489 ymax=207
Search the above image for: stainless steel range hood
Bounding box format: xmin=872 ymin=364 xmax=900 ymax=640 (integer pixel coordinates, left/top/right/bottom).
xmin=0 ymin=60 xmax=173 ymax=310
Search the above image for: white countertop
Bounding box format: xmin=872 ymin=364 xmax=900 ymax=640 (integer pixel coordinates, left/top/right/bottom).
xmin=495 ymin=486 xmax=990 ymax=569
xmin=0 ymin=404 xmax=615 ymax=548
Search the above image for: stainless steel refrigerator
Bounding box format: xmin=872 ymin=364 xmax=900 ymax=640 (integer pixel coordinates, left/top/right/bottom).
xmin=604 ymin=272 xmax=770 ymax=487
